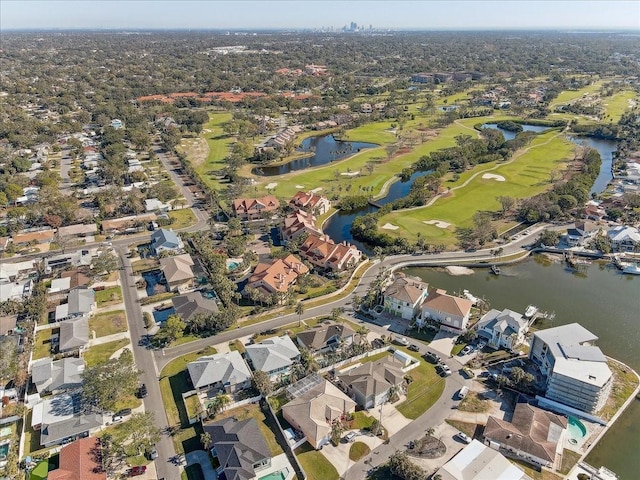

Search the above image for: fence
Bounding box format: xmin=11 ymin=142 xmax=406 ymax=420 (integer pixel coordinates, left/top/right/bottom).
xmin=263 ymin=398 xmax=308 ymax=480
xmin=182 ymin=390 xmax=262 ymax=424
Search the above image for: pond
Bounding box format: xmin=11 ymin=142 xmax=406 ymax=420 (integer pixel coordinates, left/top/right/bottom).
xmin=481 ymin=123 xmax=552 ymax=141
xmin=254 ymin=134 xmax=377 ymax=176
xmin=141 ymin=269 xmax=169 ymax=297
xmin=568 ymin=136 xmax=618 ymax=195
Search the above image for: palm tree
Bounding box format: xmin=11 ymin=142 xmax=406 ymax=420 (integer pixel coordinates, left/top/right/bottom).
xmin=200 ymin=432 xmax=213 ymax=451
xmin=296 ymin=301 xmax=305 ymax=327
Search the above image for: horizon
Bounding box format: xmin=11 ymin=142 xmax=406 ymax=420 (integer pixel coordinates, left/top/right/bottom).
xmin=1 ymin=0 xmax=639 ymax=31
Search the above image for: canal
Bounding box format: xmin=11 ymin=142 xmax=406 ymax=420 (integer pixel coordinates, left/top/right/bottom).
xmin=402 ymin=257 xmax=640 ymax=478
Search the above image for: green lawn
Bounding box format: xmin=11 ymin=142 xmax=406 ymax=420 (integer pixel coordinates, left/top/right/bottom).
xmin=191 ymin=112 xmax=234 ymax=192
xmin=131 ymin=258 xmax=160 ymax=273
xmin=214 ymin=403 xmax=283 ymax=457
xmin=184 ymin=394 xmax=202 ymax=420
xmin=83 ymin=338 xmax=130 ymax=367
xmin=96 ymin=286 xmax=123 ymax=307
xmin=602 ymin=90 xmax=637 ymax=122
xmin=445 ymin=419 xmax=477 ymax=437
xmin=33 ymin=328 xmax=54 ymax=360
xmin=600 ymin=360 xmax=640 ymax=420
xmin=549 ymin=80 xmax=603 ymax=108
xmin=30 ymin=460 xmax=49 ymax=480
xmin=295 ymin=442 xmax=339 ymax=480
xmin=349 ymin=441 xmax=371 ymax=461
xmin=559 ymin=448 xmax=582 ymax=475
xmin=89 ymin=310 xmax=127 ymax=337
xmin=350 ymin=411 xmax=376 ymax=430
xmin=396 ymin=352 xmax=446 ymax=419
xmin=169 ymin=208 xmax=198 ymax=229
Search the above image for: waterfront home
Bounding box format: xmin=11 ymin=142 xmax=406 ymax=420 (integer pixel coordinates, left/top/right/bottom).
xmin=31 ymin=357 xmax=85 ymax=395
xmin=606 ymin=225 xmax=640 ymax=252
xmin=336 ymin=357 xmax=406 ymax=409
xmin=282 ymin=375 xmax=356 ymax=449
xmin=204 ymin=418 xmax=272 ymax=480
xmin=565 ymin=221 xmax=599 ymax=247
xmin=298 ymin=235 xmax=362 ymax=272
xmin=187 ymin=351 xmax=252 ymax=395
xmin=290 ymin=191 xmax=331 ymax=216
xmin=296 ymin=321 xmax=356 ymax=353
xmin=280 ymin=209 xmax=322 ymax=243
xmin=484 ymin=400 xmax=567 ymax=469
xmin=47 ymin=437 xmax=106 ymax=480
xmin=420 ymin=288 xmax=473 ymax=333
xmin=150 ymin=228 xmax=184 ymax=255
xmin=171 ymin=291 xmax=219 ymax=322
xmin=244 ymin=255 xmax=309 ymax=304
xmin=434 ymin=439 xmax=532 ymax=480
xmin=383 ymin=274 xmax=429 ymax=321
xmin=476 ymin=308 xmax=528 ymax=351
xmin=232 ymin=195 xmax=280 ymax=220
xmin=159 ymin=253 xmax=195 ymax=291
xmin=245 ymin=335 xmax=301 ymax=381
xmin=530 ymin=323 xmax=612 ymax=414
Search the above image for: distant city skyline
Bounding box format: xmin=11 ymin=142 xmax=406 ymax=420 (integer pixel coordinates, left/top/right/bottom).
xmin=1 ymin=0 xmax=639 ymax=31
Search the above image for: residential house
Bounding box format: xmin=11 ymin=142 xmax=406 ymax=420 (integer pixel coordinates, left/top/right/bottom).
xmin=187 ymin=351 xmax=252 ymax=395
xmin=411 ymin=73 xmax=434 ymax=83
xmin=280 ymin=210 xmax=322 ymax=243
xmin=48 ymin=277 xmax=72 ymax=294
xmin=159 ymin=253 xmax=195 ymax=290
xmin=0 ymin=278 xmax=33 ymax=302
xmin=298 ymin=236 xmax=362 ymax=272
xmin=110 ymin=119 xmax=123 ymax=129
xmin=60 ymin=269 xmax=92 ymax=289
xmin=245 ymin=335 xmax=301 ymax=381
xmin=101 ymin=213 xmax=156 ymax=233
xmin=566 ymin=221 xmax=599 ymax=247
xmin=55 ymin=287 xmax=95 ymax=322
xmin=337 ymin=357 xmax=406 ymax=409
xmin=434 ymin=439 xmax=532 ymax=480
xmin=607 ymin=225 xmax=640 ymax=252
xmin=529 ymin=323 xmax=612 ymax=414
xmin=483 ymin=400 xmax=567 ymax=468
xmin=45 ymin=250 xmax=92 ymax=272
xmin=360 ymin=103 xmax=373 ymax=114
xmin=58 ymin=316 xmax=90 ymax=353
xmin=0 ymin=315 xmax=18 ymax=337
xmin=476 ymin=309 xmax=528 ymax=351
xmin=434 ymin=72 xmax=454 ymax=83
xmin=244 ymin=255 xmax=309 ymax=304
xmin=232 ymin=196 xmax=280 ymax=221
xmin=12 ymin=229 xmax=55 ymax=246
xmin=383 ymin=274 xmax=429 ymax=321
xmin=31 ymin=357 xmax=85 ymax=395
xmin=145 ymin=198 xmax=172 ymax=213
xmin=290 ymin=191 xmax=331 ymax=216
xmin=150 ymin=228 xmax=184 ymax=255
xmin=282 ymin=376 xmax=356 ymax=449
xmin=31 ymin=393 xmax=103 ymax=448
xmin=57 ymin=223 xmax=98 ymax=238
xmin=420 ymin=288 xmax=473 ymax=333
xmin=296 ymin=322 xmax=356 ymax=353
xmin=172 ymin=291 xmax=219 ymax=322
xmin=48 ymin=437 xmax=106 ymax=480
xmin=204 ymin=418 xmax=271 ymax=480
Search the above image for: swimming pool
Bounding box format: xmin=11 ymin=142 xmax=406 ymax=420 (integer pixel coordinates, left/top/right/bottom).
xmin=567 ymin=416 xmax=587 ymax=441
xmin=153 ymin=307 xmax=175 ymax=323
xmin=142 ymin=269 xmax=169 ymax=296
xmin=0 ymin=442 xmax=9 ymax=461
xmin=259 ymin=468 xmax=289 ymax=480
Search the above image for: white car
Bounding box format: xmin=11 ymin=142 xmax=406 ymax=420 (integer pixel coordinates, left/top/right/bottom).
xmin=460 ymin=345 xmax=474 ymax=356
xmin=476 ymin=340 xmax=487 ymax=350
xmin=344 ymin=431 xmax=357 ymax=443
xmin=455 ymin=432 xmax=472 ymax=444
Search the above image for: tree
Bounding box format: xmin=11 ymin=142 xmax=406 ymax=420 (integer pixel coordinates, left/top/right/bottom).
xmin=296 ymin=302 xmax=305 ymax=327
xmin=496 ymin=195 xmax=515 ymax=214
xmin=330 ymin=419 xmax=344 ymax=446
xmin=206 ymin=393 xmax=231 ymax=418
xmin=92 ymin=251 xmax=119 ymax=276
xmin=251 ymin=370 xmax=273 ymax=396
xmin=82 ymin=349 xmax=140 ymax=412
xmin=157 ymin=314 xmax=186 ymax=344
xmin=388 ymin=451 xmax=426 ymax=480
xmin=200 ymin=432 xmax=213 ymax=451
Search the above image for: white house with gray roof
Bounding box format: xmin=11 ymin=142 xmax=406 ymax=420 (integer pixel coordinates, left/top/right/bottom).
xmin=245 ymin=335 xmax=300 ymax=380
xmin=383 ymin=274 xmax=429 ymax=320
xmin=530 ymin=323 xmax=612 ymax=414
xmin=55 ymin=287 xmax=95 ymax=321
xmin=150 ymin=228 xmax=184 ymax=255
xmin=187 ymin=351 xmax=252 ymax=395
xmin=58 ymin=316 xmax=90 ymax=353
xmin=476 ymin=308 xmax=528 ymax=351
xmin=31 ymin=357 xmax=85 ymax=395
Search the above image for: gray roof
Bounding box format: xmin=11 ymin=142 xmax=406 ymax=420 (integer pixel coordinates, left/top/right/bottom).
xmin=59 ymin=316 xmax=90 ymax=351
xmin=338 ymin=357 xmax=405 ymax=404
xmin=55 ymin=287 xmax=95 ymax=320
xmin=204 ymin=418 xmax=271 ymax=480
xmin=384 ymin=274 xmax=428 ymax=304
xmin=187 ymin=351 xmax=252 ymax=390
xmin=39 ymin=393 xmax=103 ymax=446
xmin=32 ymin=357 xmax=85 ymax=394
xmin=151 ymin=228 xmax=181 ymax=251
xmin=296 ymin=322 xmax=356 ymax=351
xmin=533 ymin=323 xmax=599 ymax=359
xmin=477 ymin=309 xmax=527 ymax=337
xmin=245 ymin=335 xmax=300 ymax=374
xmin=172 ymin=291 xmax=219 ymax=321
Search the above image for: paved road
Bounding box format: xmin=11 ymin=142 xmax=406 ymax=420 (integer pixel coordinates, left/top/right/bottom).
xmin=119 ymin=248 xmax=181 ymax=480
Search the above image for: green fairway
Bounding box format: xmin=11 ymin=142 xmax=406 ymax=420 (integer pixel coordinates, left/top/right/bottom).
xmin=602 ymin=90 xmax=638 ymax=122
xmin=550 ymin=80 xmax=603 ymax=108
xmin=191 ymin=112 xmax=234 ymax=191
xmin=378 ymin=130 xmax=574 ymax=245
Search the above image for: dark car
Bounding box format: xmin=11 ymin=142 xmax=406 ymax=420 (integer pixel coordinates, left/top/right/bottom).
xmin=116 ymin=408 xmax=132 ymax=417
xmin=128 ymin=466 xmax=147 ymax=476
xmin=138 ymin=384 xmax=148 ymax=398
xmin=424 ymin=352 xmax=442 ymax=364
xmin=436 ymin=363 xmax=452 ymax=377
xmin=408 ymin=344 xmax=420 ymax=352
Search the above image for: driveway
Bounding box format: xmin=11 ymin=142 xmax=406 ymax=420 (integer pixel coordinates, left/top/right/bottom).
xmin=429 ymin=331 xmax=457 ymax=356
xmin=186 ymin=450 xmax=217 ymax=479
xmin=410 ymin=422 xmax=466 ymax=476
xmin=320 ymin=433 xmax=383 ymax=476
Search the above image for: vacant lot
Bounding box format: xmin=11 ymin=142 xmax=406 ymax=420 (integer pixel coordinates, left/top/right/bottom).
xmin=96 ymin=286 xmax=123 ymax=307
xmin=84 ymin=339 xmax=130 ymax=367
xmin=89 ymin=310 xmax=128 ymax=337
xmin=168 ymin=208 xmax=197 ymax=229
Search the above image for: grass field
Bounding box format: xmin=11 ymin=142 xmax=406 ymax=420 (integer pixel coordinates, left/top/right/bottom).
xmin=83 ymin=338 xmax=130 ymax=367
xmin=549 ymin=80 xmax=604 ymax=108
xmin=96 ymin=286 xmax=123 ymax=307
xmin=602 ymin=90 xmax=637 ymax=123
xmin=168 ymin=208 xmax=198 ymax=229
xmin=191 ymin=112 xmax=234 ymax=191
xmin=397 ymin=354 xmax=446 ymax=419
xmin=33 ymin=328 xmax=53 ymax=359
xmin=89 ymin=310 xmax=127 ymax=337
xmin=349 ymin=441 xmax=371 ymax=461
xmin=295 ymin=442 xmax=339 ymax=480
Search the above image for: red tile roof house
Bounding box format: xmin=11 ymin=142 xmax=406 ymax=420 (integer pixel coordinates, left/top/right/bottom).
xmin=232 ymin=195 xmax=280 ymax=220
xmin=289 ymin=191 xmax=331 ymax=216
xmin=280 ymin=209 xmax=323 ymax=243
xmin=420 ymin=288 xmax=473 ymax=333
xmin=244 ymin=254 xmax=309 ymax=304
xmin=12 ymin=229 xmax=55 ymax=246
xmin=48 ymin=437 xmax=106 ymax=480
xmin=299 ymin=235 xmax=362 ymax=272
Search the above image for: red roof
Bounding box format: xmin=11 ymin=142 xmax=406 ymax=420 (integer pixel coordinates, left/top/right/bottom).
xmin=48 ymin=437 xmax=106 ymax=480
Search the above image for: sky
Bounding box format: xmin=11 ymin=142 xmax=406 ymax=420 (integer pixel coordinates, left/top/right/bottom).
xmin=1 ymin=0 xmax=639 ymax=31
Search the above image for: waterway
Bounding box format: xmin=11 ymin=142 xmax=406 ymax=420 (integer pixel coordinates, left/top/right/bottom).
xmin=569 ymin=136 xmax=618 ymax=195
xmin=255 ymin=134 xmax=377 ymax=176
xmin=482 ymin=122 xmax=551 ymax=140
xmin=402 ymin=257 xmax=640 ymax=479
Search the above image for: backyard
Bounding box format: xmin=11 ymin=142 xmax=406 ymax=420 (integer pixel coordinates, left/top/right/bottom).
xmin=33 ymin=328 xmax=54 ymax=360
xmin=295 ymin=442 xmax=339 ymax=480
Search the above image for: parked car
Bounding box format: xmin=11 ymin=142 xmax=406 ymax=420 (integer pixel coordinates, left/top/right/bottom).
xmin=455 ymin=432 xmax=472 ymax=444
xmin=344 ymin=431 xmax=357 ymax=443
xmin=408 ymin=344 xmax=420 ymax=352
xmin=460 ymin=345 xmax=474 ymax=356
xmin=111 ymin=414 xmax=123 ymax=423
xmin=146 ymin=447 xmax=159 ymax=460
xmin=457 ymin=386 xmax=469 ymax=400
xmin=138 ymin=384 xmax=148 ymax=398
xmin=128 ymin=466 xmax=147 ymax=476
xmin=425 ymin=352 xmax=442 ymax=364
xmin=461 ymin=367 xmax=475 ymax=378
xmin=476 ymin=340 xmax=487 ymax=350
xmin=436 ymin=363 xmax=452 ymax=377
xmin=116 ymin=408 xmax=132 ymax=417
xmin=393 ymin=336 xmax=409 ymax=346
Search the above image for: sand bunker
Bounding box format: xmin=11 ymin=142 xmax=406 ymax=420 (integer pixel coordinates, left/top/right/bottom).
xmin=266 ymin=182 xmax=278 ymax=190
xmin=445 ymin=266 xmax=475 ymax=276
xmin=382 ymin=223 xmax=400 ymax=230
xmin=341 ymin=171 xmax=360 ymax=177
xmin=310 ymin=187 xmax=323 ymax=193
xmin=482 ymin=173 xmax=506 ymax=182
xmin=295 ymin=185 xmax=305 ymax=189
xmin=423 ymin=220 xmax=451 ymax=229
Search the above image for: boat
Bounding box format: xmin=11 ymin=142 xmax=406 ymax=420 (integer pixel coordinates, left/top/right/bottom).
xmin=622 ymin=263 xmax=640 ymax=275
xmin=490 ymin=265 xmax=501 ymax=275
xmin=524 ymin=305 xmax=538 ymax=319
xmin=463 ymin=289 xmax=479 ymax=305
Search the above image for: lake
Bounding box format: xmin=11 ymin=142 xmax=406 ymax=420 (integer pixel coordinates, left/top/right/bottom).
xmin=402 ymin=256 xmax=640 ymax=479
xmin=255 ymin=134 xmax=377 ymax=176
xmin=482 ymin=122 xmax=551 ymax=140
